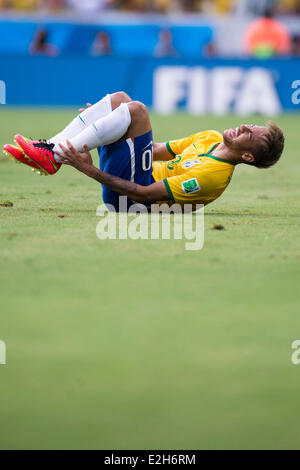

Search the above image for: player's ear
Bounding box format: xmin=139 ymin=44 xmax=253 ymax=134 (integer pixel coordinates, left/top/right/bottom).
xmin=241 ymin=152 xmax=255 ymax=164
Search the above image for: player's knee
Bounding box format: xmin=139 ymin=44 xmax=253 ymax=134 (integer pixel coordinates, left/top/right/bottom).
xmin=113 ymin=91 xmax=131 ymax=103
xmin=129 ymin=101 xmax=149 ymax=121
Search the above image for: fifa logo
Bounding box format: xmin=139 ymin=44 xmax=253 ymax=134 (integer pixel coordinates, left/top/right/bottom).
xmin=0 ymin=340 xmax=6 ymax=365
xmin=0 ymin=80 xmax=6 ymax=104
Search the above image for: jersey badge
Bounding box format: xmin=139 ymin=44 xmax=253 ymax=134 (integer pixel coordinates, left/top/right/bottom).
xmin=181 ymin=178 xmax=200 ymax=194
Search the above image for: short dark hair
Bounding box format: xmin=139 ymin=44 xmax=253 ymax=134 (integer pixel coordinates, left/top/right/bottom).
xmin=250 ymin=121 xmax=284 ymax=169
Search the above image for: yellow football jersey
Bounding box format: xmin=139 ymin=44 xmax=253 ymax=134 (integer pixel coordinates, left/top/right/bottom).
xmin=152 ymin=130 xmax=235 ymax=207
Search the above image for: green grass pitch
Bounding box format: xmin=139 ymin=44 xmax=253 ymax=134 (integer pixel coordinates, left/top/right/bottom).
xmin=0 ymin=109 xmax=300 ymax=449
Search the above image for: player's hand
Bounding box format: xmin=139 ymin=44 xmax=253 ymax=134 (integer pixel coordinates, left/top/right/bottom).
xmin=78 ymin=103 xmax=92 ymax=113
xmin=56 ymin=141 xmax=94 ymax=173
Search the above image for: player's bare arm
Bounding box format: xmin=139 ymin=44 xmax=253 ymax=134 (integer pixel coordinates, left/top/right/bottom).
xmin=153 ymin=142 xmax=173 ymax=161
xmin=56 ymin=141 xmax=169 ymax=203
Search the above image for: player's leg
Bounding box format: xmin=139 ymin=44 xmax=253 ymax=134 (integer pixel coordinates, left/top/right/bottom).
xmin=3 ymin=91 xmax=132 ymax=174
xmin=12 ymin=101 xmax=132 ymax=174
xmin=124 ymin=101 xmax=152 ymax=140
xmin=55 ymin=101 xmax=132 ymax=157
xmin=58 ymin=100 xmax=150 ymax=154
xmin=13 ymin=99 xmax=150 ymax=176
xmin=10 ymin=92 xmax=133 ymax=175
xmin=49 ymin=91 xmax=131 ymax=145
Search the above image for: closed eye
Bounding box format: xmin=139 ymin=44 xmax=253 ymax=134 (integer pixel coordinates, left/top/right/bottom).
xmin=244 ymin=126 xmax=253 ymax=138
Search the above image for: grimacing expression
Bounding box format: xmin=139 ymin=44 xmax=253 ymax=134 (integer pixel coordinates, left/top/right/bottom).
xmin=223 ymin=124 xmax=266 ymax=155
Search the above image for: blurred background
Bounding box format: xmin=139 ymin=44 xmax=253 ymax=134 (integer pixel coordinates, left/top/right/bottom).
xmin=0 ymin=0 xmax=299 ymax=112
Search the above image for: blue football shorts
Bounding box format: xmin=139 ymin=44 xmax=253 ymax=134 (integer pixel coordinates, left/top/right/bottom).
xmin=98 ymin=130 xmax=153 ymax=211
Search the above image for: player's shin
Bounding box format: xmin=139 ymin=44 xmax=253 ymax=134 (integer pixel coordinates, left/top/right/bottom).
xmin=49 ymin=94 xmax=112 ymax=146
xmin=54 ymin=103 xmax=131 ymax=160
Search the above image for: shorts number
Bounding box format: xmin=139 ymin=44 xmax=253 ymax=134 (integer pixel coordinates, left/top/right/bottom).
xmin=142 ymin=149 xmax=152 ymax=171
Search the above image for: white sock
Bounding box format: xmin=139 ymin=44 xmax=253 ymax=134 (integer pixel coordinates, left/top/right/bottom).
xmin=53 ymin=103 xmax=131 ymax=160
xmin=49 ymin=94 xmax=112 ymax=145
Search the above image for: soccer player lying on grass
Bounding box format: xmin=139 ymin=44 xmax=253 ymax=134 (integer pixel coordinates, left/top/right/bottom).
xmin=3 ymin=91 xmax=284 ymax=211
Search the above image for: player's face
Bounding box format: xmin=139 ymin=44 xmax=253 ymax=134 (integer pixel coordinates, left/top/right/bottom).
xmin=223 ymin=124 xmax=266 ymax=154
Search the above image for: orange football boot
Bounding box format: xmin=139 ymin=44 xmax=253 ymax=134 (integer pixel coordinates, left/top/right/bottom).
xmin=14 ymin=135 xmax=61 ymax=175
